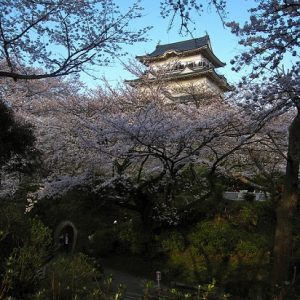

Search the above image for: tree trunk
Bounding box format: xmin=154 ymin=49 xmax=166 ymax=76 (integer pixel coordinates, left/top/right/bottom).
xmin=271 ymin=112 xmax=300 ymax=299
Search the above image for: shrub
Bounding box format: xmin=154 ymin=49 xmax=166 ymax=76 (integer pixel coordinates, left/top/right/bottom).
xmin=2 ymin=218 xmax=53 ymax=299
xmin=35 ymin=253 xmax=104 ymax=300
xmin=118 ymin=218 xmax=152 ymax=254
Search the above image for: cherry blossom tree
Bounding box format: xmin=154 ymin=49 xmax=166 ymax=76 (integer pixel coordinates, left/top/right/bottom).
xmin=37 ymin=81 xmax=278 ymax=223
xmin=160 ymin=0 xmax=227 ymax=34
xmin=224 ymin=110 xmax=290 ymax=196
xmin=0 ymin=0 xmax=150 ymax=200
xmin=2 ymin=59 xmax=288 ymax=227
xmin=162 ymin=0 xmax=299 ymax=296
xmin=0 ymin=72 xmax=236 ymax=221
xmin=0 ymin=0 xmax=150 ymax=80
xmin=227 ymin=3 xmax=299 ymax=296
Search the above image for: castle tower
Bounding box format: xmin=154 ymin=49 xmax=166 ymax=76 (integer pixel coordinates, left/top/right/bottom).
xmin=126 ymin=35 xmax=231 ymax=103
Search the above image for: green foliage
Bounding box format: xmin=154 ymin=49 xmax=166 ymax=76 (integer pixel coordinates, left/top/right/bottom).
xmin=151 ymin=279 xmax=229 ymax=300
xmin=234 ymin=204 xmax=259 ymax=228
xmin=1 ymin=218 xmax=53 ymax=299
xmin=0 ymin=201 xmax=27 ymax=244
xmin=161 ymin=232 xmax=185 ymax=253
xmin=159 ymin=207 xmax=272 ymax=297
xmin=33 ymin=190 xmax=126 ymax=254
xmin=190 ymin=220 xmax=237 ymax=257
xmin=229 ymin=200 xmax=275 ymax=231
xmin=35 ymin=253 xmax=102 ymax=300
xmin=185 ymin=219 xmax=237 ymax=283
xmin=118 ymin=218 xmax=152 ymax=254
xmin=29 ymin=219 xmax=53 ymax=249
xmin=0 ymin=99 xmax=36 ymax=170
xmin=0 ymin=200 xmax=30 ymax=298
xmin=0 ymin=172 xmax=278 ymax=299
xmin=30 ymin=253 xmax=126 ymax=300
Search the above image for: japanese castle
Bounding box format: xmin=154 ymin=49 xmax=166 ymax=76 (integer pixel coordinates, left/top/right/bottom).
xmin=126 ymin=35 xmax=231 ymax=102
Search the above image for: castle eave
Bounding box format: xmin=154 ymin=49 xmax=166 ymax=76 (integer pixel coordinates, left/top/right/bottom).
xmin=125 ymin=69 xmax=232 ymax=92
xmin=137 ymin=46 xmax=225 ymax=68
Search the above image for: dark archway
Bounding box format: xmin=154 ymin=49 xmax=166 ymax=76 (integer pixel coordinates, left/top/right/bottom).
xmin=54 ymin=221 xmax=77 ymax=253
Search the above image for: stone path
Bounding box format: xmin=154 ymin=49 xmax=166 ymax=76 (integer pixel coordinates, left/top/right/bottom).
xmin=103 ymin=267 xmax=163 ymax=299
xmin=104 ymin=267 xmax=149 ymax=295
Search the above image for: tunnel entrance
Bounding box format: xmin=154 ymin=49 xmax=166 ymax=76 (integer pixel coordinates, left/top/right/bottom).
xmin=54 ymin=221 xmax=77 ymax=253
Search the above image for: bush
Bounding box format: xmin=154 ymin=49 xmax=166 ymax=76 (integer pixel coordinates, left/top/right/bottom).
xmin=34 ymin=253 xmax=126 ymax=300
xmin=158 ymin=216 xmax=271 ymax=298
xmin=35 ymin=253 xmax=104 ymax=300
xmin=118 ymin=218 xmax=153 ymax=254
xmin=1 ymin=218 xmax=53 ymax=299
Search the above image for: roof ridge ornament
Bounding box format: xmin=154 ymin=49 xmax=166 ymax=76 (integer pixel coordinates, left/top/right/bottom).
xmin=205 ymin=31 xmax=212 ymax=50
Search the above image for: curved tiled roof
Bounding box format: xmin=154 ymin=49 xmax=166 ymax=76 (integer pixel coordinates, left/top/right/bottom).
xmin=148 ymin=35 xmax=210 ymax=57
xmin=136 ymin=35 xmax=225 ymax=68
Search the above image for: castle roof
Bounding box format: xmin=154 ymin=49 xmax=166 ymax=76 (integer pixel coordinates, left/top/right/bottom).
xmin=147 ymin=36 xmax=210 ymax=57
xmin=136 ymin=35 xmax=225 ymax=68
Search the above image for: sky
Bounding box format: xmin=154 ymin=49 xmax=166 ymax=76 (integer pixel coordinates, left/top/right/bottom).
xmin=82 ymin=0 xmax=257 ymax=89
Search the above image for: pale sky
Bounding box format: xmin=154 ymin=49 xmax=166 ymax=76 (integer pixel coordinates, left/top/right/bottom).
xmin=82 ymin=0 xmax=256 ymax=89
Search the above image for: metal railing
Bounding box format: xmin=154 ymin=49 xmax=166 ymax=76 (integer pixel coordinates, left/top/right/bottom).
xmin=223 ymin=191 xmax=268 ymax=201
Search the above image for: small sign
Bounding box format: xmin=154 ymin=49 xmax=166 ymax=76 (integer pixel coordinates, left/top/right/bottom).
xmin=156 ymin=271 xmax=161 ymax=280
xmin=156 ymin=271 xmax=161 ymax=289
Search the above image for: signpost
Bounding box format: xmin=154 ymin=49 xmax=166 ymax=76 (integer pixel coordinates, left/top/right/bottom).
xmin=156 ymin=271 xmax=161 ymax=289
